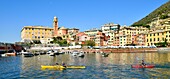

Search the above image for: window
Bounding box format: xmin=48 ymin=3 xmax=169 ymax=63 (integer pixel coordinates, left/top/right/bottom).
xmin=158 ymin=38 xmax=159 ymax=41
xmin=150 ymin=38 xmax=152 ymax=42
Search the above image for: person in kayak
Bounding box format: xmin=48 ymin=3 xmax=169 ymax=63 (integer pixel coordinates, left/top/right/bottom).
xmin=56 ymin=63 xmax=59 ymax=65
xmin=141 ymin=60 xmax=146 ymax=66
xmin=62 ymin=62 xmax=67 ymax=68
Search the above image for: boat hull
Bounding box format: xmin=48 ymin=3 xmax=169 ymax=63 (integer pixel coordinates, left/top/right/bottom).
xmin=6 ymin=53 xmax=16 ymax=56
xmin=41 ymin=65 xmax=65 ymax=69
xmin=67 ymin=66 xmax=86 ymax=69
xmin=41 ymin=65 xmax=86 ymax=69
xmin=131 ymin=65 xmax=155 ymax=68
xmin=24 ymin=53 xmax=34 ymax=57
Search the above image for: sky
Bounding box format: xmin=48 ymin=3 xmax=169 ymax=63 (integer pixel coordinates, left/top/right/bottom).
xmin=0 ymin=0 xmax=168 ymax=43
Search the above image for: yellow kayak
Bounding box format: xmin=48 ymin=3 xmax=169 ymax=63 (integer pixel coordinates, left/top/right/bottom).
xmin=41 ymin=65 xmax=85 ymax=69
xmin=41 ymin=65 xmax=65 ymax=70
xmin=66 ymin=66 xmax=86 ymax=69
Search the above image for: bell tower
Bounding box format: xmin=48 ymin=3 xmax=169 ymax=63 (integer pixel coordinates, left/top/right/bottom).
xmin=53 ymin=16 xmax=58 ymax=36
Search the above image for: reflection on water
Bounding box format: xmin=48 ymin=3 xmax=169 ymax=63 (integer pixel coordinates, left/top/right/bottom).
xmin=0 ymin=52 xmax=170 ymax=78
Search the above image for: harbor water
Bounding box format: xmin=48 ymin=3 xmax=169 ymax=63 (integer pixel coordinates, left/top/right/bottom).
xmin=0 ymin=52 xmax=170 ymax=79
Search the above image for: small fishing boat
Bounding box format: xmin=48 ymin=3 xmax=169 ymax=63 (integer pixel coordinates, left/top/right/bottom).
xmin=131 ymin=64 xmax=155 ymax=68
xmin=101 ymin=53 xmax=109 ymax=57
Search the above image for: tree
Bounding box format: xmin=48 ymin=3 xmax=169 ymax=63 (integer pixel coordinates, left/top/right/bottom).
xmin=58 ymin=40 xmax=68 ymax=46
xmin=51 ymin=37 xmax=62 ymax=44
xmin=154 ymin=38 xmax=168 ymax=47
xmin=32 ymin=40 xmax=41 ymax=44
xmin=160 ymin=14 xmax=168 ymax=19
xmin=51 ymin=37 xmax=68 ymax=46
xmin=84 ymin=40 xmax=95 ymax=47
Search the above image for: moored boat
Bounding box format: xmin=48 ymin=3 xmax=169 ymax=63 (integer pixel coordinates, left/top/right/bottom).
xmin=72 ymin=50 xmax=79 ymax=56
xmin=131 ymin=64 xmax=155 ymax=68
xmin=6 ymin=52 xmax=16 ymax=56
xmin=1 ymin=54 xmax=7 ymax=57
xmin=78 ymin=53 xmax=84 ymax=57
xmin=101 ymin=53 xmax=109 ymax=57
xmin=24 ymin=53 xmax=34 ymax=57
xmin=49 ymin=52 xmax=55 ymax=56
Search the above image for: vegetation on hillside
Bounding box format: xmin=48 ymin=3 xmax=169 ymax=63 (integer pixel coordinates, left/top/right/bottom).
xmin=132 ymin=1 xmax=170 ymax=27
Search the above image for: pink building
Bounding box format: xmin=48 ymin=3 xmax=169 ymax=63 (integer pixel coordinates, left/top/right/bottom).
xmin=76 ymin=32 xmax=90 ymax=44
xmin=58 ymin=27 xmax=68 ymax=36
xmin=135 ymin=33 xmax=146 ymax=46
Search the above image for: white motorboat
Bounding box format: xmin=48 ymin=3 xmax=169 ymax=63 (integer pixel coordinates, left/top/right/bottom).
xmin=1 ymin=54 xmax=7 ymax=57
xmin=78 ymin=53 xmax=84 ymax=57
xmin=49 ymin=52 xmax=55 ymax=56
xmin=72 ymin=50 xmax=79 ymax=56
xmin=20 ymin=50 xmax=29 ymax=55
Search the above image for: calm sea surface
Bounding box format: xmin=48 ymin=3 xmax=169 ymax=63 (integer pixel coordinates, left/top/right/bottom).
xmin=0 ymin=52 xmax=170 ymax=79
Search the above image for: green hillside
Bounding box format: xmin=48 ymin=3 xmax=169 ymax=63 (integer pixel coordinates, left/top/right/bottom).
xmin=132 ymin=1 xmax=170 ymax=27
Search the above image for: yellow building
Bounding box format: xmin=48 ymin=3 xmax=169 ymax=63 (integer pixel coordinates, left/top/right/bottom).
xmin=113 ymin=26 xmax=148 ymax=46
xmin=146 ymin=25 xmax=170 ymax=46
xmin=21 ymin=26 xmax=53 ymax=43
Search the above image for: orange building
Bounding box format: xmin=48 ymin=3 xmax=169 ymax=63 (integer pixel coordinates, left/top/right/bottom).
xmin=95 ymin=31 xmax=108 ymax=46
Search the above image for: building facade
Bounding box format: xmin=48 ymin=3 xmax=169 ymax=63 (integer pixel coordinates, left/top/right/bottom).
xmin=21 ymin=26 xmax=53 ymax=43
xmin=76 ymin=32 xmax=90 ymax=45
xmin=101 ymin=23 xmax=120 ymax=45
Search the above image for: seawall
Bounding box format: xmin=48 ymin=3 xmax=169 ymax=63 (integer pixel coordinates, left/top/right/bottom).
xmin=64 ymin=48 xmax=158 ymax=53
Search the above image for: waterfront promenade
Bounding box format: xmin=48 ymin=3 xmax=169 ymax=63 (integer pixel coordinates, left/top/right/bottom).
xmin=29 ymin=46 xmax=158 ymax=53
xmin=64 ymin=48 xmax=158 ymax=53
